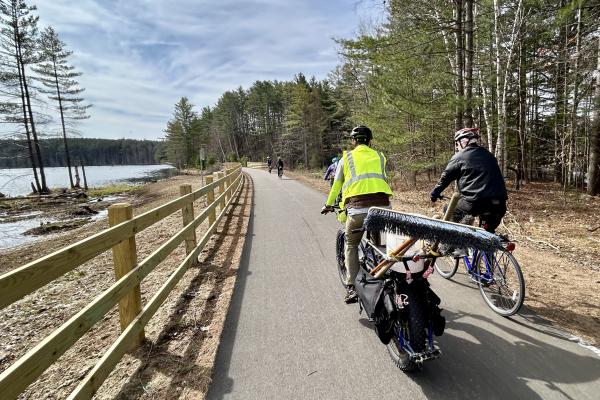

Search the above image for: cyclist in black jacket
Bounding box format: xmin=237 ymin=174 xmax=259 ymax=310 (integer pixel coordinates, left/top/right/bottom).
xmin=430 ymin=128 xmax=507 ymax=233
xmin=276 ymin=157 xmax=284 ymax=177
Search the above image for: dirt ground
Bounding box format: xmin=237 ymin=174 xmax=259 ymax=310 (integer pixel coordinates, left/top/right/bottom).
xmin=286 ymin=169 xmax=600 ymax=347
xmin=0 ymin=169 xmax=252 ymax=399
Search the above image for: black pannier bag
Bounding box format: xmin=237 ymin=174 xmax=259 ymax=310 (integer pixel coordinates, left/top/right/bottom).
xmin=426 ymin=285 xmax=446 ymax=336
xmin=354 ymin=268 xmax=396 ymax=344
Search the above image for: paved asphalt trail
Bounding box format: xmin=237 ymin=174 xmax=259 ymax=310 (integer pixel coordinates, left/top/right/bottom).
xmin=207 ymin=168 xmax=600 ymax=400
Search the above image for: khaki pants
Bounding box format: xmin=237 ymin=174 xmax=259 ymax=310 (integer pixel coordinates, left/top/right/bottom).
xmin=344 ymin=212 xmax=366 ymax=286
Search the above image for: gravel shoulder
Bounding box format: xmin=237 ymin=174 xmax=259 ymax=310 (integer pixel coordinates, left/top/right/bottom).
xmin=286 ymin=169 xmax=600 ymax=347
xmin=0 ymin=170 xmax=253 ymax=399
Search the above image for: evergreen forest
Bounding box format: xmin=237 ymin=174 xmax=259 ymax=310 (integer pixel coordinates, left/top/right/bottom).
xmin=162 ymin=0 xmax=600 ymax=195
xmin=0 ymin=138 xmax=163 ymax=168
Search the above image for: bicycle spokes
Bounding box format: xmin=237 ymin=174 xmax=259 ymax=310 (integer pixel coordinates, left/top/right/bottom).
xmin=476 ymin=249 xmax=525 ymax=316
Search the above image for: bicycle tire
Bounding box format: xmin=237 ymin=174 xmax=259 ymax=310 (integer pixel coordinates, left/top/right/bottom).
xmin=433 ymin=255 xmax=459 ymax=279
xmin=387 ymin=287 xmax=427 ymax=371
xmin=475 ymin=248 xmax=525 ymax=316
xmin=336 ymin=229 xmax=348 ymax=287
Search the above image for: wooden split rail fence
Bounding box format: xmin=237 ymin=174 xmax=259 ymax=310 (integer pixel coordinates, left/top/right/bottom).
xmin=0 ymin=165 xmax=245 ymax=399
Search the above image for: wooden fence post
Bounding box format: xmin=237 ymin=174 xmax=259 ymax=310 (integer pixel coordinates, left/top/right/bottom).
xmin=224 ymin=169 xmax=231 ymax=202
xmin=206 ymin=175 xmax=216 ymax=226
xmin=180 ymin=184 xmax=197 ymax=260
xmin=228 ymin=168 xmax=235 ymax=196
xmin=108 ymin=203 xmax=144 ymax=348
xmin=228 ymin=167 xmax=234 ymax=182
xmin=218 ymin=172 xmax=226 ymax=210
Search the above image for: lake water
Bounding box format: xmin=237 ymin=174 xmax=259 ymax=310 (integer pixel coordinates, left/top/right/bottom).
xmin=0 ymin=165 xmax=176 ymax=197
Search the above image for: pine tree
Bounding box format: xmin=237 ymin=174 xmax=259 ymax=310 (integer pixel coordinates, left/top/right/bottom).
xmin=163 ymin=97 xmax=200 ymax=168
xmin=0 ymin=0 xmax=48 ymax=193
xmin=33 ymin=26 xmax=90 ymax=188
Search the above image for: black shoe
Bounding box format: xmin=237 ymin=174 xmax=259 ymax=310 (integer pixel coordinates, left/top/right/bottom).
xmin=344 ymin=286 xmax=358 ymax=304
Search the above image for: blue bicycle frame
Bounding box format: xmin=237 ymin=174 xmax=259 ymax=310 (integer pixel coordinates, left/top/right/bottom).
xmin=461 ymin=249 xmax=495 ymax=285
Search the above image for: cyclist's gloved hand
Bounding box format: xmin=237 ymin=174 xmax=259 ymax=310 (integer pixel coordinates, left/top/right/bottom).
xmin=321 ymin=205 xmax=334 ymax=214
xmin=430 ymin=190 xmax=441 ymax=203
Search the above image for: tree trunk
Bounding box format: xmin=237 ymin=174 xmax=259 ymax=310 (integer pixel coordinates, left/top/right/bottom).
xmin=17 ymin=39 xmax=49 ymax=193
xmin=454 ymin=0 xmax=464 ymax=131
xmin=561 ymin=19 xmax=570 ymax=188
xmin=464 ymin=0 xmax=473 ymax=126
xmin=493 ymin=0 xmax=504 ymax=170
xmin=433 ymin=7 xmax=456 ymax=74
xmin=74 ymin=165 xmax=81 ymax=188
xmin=518 ymin=40 xmax=527 ymax=188
xmin=489 ymin=27 xmax=496 ymax=154
xmin=588 ymin=35 xmax=600 ymax=195
xmin=53 ymin=56 xmax=75 ymax=188
xmin=568 ymin=6 xmax=582 ymax=188
xmin=17 ymin=61 xmax=41 ymax=193
xmin=554 ymin=1 xmax=566 ymax=183
xmin=12 ymin=11 xmax=41 ymax=193
xmin=303 ymin=125 xmax=308 ymax=167
xmin=478 ymin=71 xmax=494 ymax=147
xmin=81 ymin=164 xmax=88 ymax=191
xmin=554 ymin=56 xmax=563 ymax=183
xmin=494 ymin=0 xmax=522 ymax=175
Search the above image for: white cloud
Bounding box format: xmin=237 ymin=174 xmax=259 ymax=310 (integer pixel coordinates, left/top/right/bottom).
xmin=32 ymin=0 xmax=383 ymax=140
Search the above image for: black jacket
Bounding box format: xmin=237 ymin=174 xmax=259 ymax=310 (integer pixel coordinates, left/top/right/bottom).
xmin=432 ymin=144 xmax=507 ymax=202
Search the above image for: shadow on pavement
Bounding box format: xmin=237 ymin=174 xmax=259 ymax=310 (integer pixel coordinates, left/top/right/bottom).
xmin=411 ymin=310 xmax=600 ymax=400
xmin=205 ymin=177 xmax=256 ymax=400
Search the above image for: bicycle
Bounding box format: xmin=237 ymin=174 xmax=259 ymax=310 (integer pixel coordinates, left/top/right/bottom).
xmin=433 ymin=199 xmax=525 ymax=317
xmin=332 ymin=206 xmax=445 ymax=371
xmin=277 ymin=166 xmax=283 ymax=178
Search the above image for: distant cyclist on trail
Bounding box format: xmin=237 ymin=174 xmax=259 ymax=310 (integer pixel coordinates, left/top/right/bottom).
xmin=277 ymin=157 xmax=284 ymax=177
xmin=267 ymin=156 xmax=272 ymax=173
xmin=323 ymin=157 xmax=339 ymax=187
xmin=321 ymin=125 xmax=393 ymax=303
xmin=430 ymin=127 xmax=508 ymax=234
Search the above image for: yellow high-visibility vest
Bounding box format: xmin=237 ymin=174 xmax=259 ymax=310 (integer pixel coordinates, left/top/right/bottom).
xmin=340 ymin=144 xmax=392 ymax=208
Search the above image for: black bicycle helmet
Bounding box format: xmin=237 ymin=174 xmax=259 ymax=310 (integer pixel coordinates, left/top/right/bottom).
xmin=350 ymin=125 xmax=372 ymax=142
xmin=454 ymin=127 xmax=480 ymax=142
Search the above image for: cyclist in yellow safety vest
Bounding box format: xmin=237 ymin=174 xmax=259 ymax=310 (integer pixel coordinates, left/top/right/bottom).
xmin=321 ymin=125 xmax=393 ymax=303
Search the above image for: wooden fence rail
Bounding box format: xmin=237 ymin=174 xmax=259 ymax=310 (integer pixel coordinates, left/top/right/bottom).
xmin=0 ymin=165 xmax=244 ymax=399
xmin=246 ymin=161 xmax=265 ymax=169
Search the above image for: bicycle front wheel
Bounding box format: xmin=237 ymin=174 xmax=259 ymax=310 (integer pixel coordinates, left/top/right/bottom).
xmin=475 ymin=248 xmax=525 ymax=316
xmin=336 ymin=229 xmax=348 ymax=287
xmin=434 ymin=255 xmax=459 ymax=279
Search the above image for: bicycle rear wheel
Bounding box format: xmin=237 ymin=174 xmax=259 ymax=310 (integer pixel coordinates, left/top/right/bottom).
xmin=475 ymin=248 xmax=525 ymax=316
xmin=434 ymin=255 xmax=459 ymax=279
xmin=387 ymin=286 xmax=427 ymax=371
xmin=336 ymin=229 xmax=347 ymax=287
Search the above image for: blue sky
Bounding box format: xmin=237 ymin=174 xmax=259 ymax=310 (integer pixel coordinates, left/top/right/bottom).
xmin=34 ymin=0 xmax=385 ymax=140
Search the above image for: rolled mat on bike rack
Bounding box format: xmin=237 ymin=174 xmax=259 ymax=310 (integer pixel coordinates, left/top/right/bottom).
xmin=363 ymin=207 xmax=503 ymax=253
